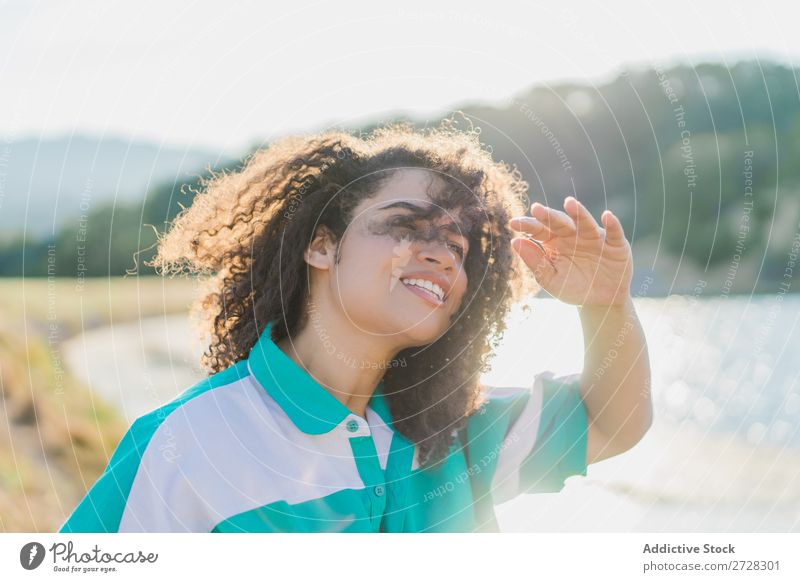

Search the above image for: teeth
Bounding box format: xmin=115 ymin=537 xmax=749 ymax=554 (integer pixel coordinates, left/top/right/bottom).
xmin=401 ymin=278 xmax=445 ymax=302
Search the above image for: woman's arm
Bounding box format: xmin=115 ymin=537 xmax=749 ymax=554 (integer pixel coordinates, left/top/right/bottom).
xmin=508 ymin=195 xmax=652 ymax=466
xmin=578 ymin=295 xmax=652 ymax=464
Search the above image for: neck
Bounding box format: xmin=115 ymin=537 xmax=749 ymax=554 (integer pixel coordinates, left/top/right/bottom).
xmin=274 ymin=305 xmax=401 ymax=418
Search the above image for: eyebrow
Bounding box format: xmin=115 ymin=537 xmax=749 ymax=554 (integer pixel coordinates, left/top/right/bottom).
xmin=377 ymin=201 xmax=427 ymax=212
xmin=377 ymin=201 xmax=469 ymax=238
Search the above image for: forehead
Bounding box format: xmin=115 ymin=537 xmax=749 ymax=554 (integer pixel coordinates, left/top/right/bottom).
xmin=355 ymin=168 xmax=462 ymax=219
xmin=371 ymin=168 xmax=443 ymax=203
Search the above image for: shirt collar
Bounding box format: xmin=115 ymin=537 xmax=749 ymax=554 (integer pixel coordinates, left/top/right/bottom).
xmin=247 ymin=320 xmax=393 ymax=434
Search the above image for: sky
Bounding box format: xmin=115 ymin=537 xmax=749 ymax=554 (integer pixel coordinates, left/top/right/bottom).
xmin=2 ymin=0 xmax=799 ymax=156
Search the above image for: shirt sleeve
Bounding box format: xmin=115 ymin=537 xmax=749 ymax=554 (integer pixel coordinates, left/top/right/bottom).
xmin=58 ymin=411 xmax=204 ymax=533
xmin=464 ymin=370 xmax=589 ymax=505
xmin=58 ymin=417 xmax=152 ymax=533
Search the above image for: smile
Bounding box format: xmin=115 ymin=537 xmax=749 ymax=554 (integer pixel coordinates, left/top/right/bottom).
xmin=400 ymin=278 xmax=445 ymax=305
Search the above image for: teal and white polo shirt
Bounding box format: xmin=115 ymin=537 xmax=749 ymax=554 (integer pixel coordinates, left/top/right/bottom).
xmin=59 ymin=320 xmax=588 ymax=533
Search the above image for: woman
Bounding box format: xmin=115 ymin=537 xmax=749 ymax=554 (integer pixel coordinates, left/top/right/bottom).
xmin=59 ymin=119 xmax=651 ymax=532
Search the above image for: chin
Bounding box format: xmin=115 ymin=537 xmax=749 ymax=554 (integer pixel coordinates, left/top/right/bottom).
xmin=394 ymin=312 xmax=450 ymax=345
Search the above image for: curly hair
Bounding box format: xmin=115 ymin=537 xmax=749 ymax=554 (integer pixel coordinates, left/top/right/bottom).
xmin=151 ymin=116 xmax=539 ymax=467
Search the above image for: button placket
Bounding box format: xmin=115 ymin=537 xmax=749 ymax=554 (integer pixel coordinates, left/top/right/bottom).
xmin=345 ymin=419 xmax=387 ymax=531
xmin=377 ymin=431 xmax=415 ymax=532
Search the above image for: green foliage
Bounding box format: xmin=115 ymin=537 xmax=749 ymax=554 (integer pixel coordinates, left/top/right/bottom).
xmin=0 ymin=160 xmax=242 ymax=276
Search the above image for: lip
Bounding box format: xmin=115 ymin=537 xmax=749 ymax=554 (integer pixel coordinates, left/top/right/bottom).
xmin=402 ymin=281 xmax=444 ymax=307
xmin=398 ymin=271 xmax=452 ymax=306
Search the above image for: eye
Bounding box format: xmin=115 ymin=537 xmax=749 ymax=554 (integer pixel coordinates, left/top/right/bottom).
xmin=447 ymin=242 xmax=466 ymax=258
xmin=390 ymin=217 xmax=416 ymax=230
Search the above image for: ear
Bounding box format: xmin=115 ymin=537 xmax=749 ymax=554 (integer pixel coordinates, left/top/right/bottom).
xmin=304 ymin=225 xmax=339 ymax=270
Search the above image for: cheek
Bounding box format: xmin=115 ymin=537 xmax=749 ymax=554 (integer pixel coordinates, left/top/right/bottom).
xmin=450 ymin=272 xmax=469 ymax=309
xmin=331 ymin=238 xmax=396 ymax=306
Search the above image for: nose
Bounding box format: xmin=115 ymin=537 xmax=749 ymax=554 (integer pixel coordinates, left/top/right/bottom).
xmin=415 ymin=239 xmax=457 ymax=271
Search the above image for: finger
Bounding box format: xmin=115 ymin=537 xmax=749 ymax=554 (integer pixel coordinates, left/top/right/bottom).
xmin=563 ymin=196 xmax=602 ymax=239
xmin=507 ymin=216 xmax=555 ymax=241
xmin=511 ymin=237 xmax=556 ymax=280
xmin=531 ymin=202 xmax=576 ymax=236
xmin=601 ymin=210 xmax=626 ymax=244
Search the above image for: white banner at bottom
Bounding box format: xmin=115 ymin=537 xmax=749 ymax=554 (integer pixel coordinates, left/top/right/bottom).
xmin=1 ymin=533 xmax=797 ymax=581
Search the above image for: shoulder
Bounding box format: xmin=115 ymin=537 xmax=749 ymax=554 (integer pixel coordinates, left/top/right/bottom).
xmin=123 ymin=360 xmax=262 ymax=464
xmin=136 ymin=360 xmax=256 ymax=432
xmin=475 ymin=371 xmax=582 ymax=423
xmin=462 ymin=371 xmax=583 ymax=472
xmin=59 ymin=360 xmax=258 ymax=533
xmin=114 ymin=360 xmax=280 ymax=531
xmin=468 ymin=379 xmax=538 ymax=432
xmin=467 ymin=371 xmax=588 ymax=502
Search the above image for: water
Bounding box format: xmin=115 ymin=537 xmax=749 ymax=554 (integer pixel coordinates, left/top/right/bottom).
xmin=62 ymin=295 xmax=800 ymax=531
xmin=484 ymin=294 xmax=800 ymax=450
xmin=489 ymin=295 xmax=800 ymax=532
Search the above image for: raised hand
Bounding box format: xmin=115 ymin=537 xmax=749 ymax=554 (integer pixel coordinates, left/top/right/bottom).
xmin=508 ymin=196 xmax=633 ymax=307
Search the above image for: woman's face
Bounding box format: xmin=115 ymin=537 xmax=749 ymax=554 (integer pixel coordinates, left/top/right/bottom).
xmin=323 ymin=168 xmax=470 ymax=346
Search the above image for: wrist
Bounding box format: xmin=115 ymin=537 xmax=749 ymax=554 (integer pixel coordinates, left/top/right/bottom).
xmin=578 ymin=294 xmax=634 ymax=314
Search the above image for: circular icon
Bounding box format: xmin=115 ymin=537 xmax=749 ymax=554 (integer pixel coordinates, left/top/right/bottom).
xmin=20 ymin=542 xmax=46 ymax=570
